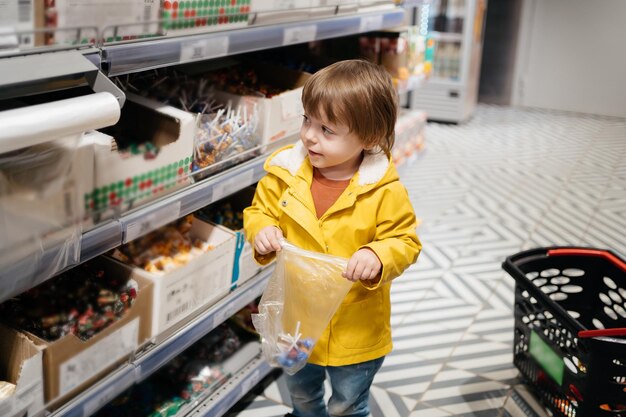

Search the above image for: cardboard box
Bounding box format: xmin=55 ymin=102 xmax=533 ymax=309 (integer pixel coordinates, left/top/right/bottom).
xmin=0 ymin=0 xmax=45 ymax=48
xmin=114 ymin=218 xmax=236 ymax=342
xmin=162 ymin=0 xmax=249 ymax=36
xmin=213 ymin=64 xmax=310 ymax=144
xmin=0 ymin=325 xmax=45 ymax=417
xmin=25 ymin=258 xmax=154 ymax=405
xmin=86 ymin=94 xmax=196 ymax=221
xmin=47 ymin=0 xmax=160 ymax=44
xmin=197 ymin=186 xmax=262 ymax=289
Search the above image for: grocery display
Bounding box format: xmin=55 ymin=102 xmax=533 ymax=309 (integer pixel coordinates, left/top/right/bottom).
xmin=0 ymin=263 xmax=137 ymax=342
xmin=114 ymin=65 xmax=265 ymax=178
xmin=410 ymin=0 xmax=487 ymax=122
xmin=94 ymin=323 xmax=254 ymax=417
xmin=0 ymin=2 xmax=429 ymax=416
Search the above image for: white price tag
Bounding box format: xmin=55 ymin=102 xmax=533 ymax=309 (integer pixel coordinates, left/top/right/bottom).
xmin=242 ymin=369 xmax=261 ymax=394
xmin=59 ymin=319 xmax=139 ymax=397
xmin=0 ymin=27 xmax=19 ymax=53
xmin=213 ymin=302 xmax=238 ymax=327
xmin=83 ymin=376 xmax=130 ymax=417
xmin=180 ymin=36 xmax=229 ymax=62
xmin=212 ymin=169 xmax=254 ymax=202
xmin=283 ymin=25 xmax=317 ymax=46
xmin=359 ymin=15 xmax=384 ymax=32
xmin=124 ymin=201 xmax=181 ymax=243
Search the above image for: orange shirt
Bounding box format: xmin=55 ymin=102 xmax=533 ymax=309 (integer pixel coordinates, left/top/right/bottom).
xmin=311 ymin=168 xmax=351 ymax=218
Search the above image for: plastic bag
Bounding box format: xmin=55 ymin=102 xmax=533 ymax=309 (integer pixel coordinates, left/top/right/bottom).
xmin=252 ymin=240 xmax=354 ymax=375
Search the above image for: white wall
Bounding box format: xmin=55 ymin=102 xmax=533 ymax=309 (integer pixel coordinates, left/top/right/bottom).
xmin=512 ymin=0 xmax=626 ymax=118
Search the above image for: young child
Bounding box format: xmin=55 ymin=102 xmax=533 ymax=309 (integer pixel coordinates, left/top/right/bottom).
xmin=243 ymin=59 xmax=421 ymax=417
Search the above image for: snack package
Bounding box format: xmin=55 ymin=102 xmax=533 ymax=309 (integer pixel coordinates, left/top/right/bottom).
xmin=252 ymin=240 xmax=353 ymax=374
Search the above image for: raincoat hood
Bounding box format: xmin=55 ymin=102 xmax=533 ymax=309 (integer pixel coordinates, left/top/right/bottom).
xmin=265 ymin=141 xmax=399 ymax=193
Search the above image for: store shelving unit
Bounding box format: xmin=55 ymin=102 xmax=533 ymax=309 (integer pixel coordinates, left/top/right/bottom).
xmin=0 ymin=147 xmax=274 ymax=303
xmin=51 ymin=265 xmax=273 ymax=417
xmin=0 ymin=4 xmax=428 ymax=416
xmin=101 ymin=10 xmax=406 ymax=76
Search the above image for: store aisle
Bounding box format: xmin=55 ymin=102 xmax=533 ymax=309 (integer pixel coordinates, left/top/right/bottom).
xmin=226 ymin=105 xmax=626 ymax=417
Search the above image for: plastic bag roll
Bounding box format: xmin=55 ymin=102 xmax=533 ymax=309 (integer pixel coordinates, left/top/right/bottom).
xmin=0 ymin=92 xmax=121 ymax=154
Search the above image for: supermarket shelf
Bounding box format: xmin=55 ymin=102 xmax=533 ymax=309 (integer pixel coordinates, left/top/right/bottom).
xmin=186 ymin=356 xmax=273 ymax=417
xmin=0 ymin=139 xmax=289 ymax=304
xmin=134 ymin=266 xmax=273 ymax=380
xmin=51 ymin=266 xmax=273 ymax=417
xmin=428 ymin=31 xmax=463 ymax=42
xmin=117 ymin=151 xmax=270 ymax=244
xmin=101 ymin=9 xmax=406 ymax=76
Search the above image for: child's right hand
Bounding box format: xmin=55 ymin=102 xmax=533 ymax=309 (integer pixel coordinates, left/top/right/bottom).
xmin=254 ymin=226 xmax=283 ymax=255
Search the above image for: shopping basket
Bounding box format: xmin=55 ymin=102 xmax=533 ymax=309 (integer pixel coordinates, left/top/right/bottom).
xmin=503 ymin=247 xmax=626 ymax=417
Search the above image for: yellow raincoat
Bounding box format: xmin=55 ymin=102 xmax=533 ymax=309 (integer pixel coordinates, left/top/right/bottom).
xmin=244 ymin=142 xmax=421 ymax=366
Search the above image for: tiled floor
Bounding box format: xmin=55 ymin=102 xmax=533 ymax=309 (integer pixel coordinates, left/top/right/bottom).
xmin=226 ymin=105 xmax=626 ymax=417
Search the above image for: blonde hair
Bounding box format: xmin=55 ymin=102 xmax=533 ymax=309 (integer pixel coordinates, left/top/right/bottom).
xmin=302 ymin=60 xmax=398 ymax=155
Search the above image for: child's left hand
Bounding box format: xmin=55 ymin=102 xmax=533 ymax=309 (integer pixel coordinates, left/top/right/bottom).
xmin=343 ymin=248 xmax=382 ymax=282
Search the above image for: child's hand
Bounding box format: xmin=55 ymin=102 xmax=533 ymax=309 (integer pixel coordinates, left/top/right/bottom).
xmin=343 ymin=248 xmax=382 ymax=282
xmin=254 ymin=226 xmax=283 ymax=255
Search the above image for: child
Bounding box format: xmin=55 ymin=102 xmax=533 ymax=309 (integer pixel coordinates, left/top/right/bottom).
xmin=243 ymin=59 xmax=421 ymax=417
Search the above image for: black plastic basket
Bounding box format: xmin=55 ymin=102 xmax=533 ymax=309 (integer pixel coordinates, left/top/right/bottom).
xmin=503 ymin=247 xmax=626 ymax=417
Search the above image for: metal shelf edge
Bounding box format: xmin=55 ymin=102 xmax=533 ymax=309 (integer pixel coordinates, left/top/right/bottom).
xmin=103 ymin=9 xmax=406 ymax=76
xmin=51 ymin=364 xmax=136 ymax=417
xmin=186 ymin=357 xmax=273 ymax=417
xmin=119 ymin=153 xmax=267 ymax=244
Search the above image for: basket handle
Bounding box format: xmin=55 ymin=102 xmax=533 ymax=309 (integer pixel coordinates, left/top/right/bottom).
xmin=547 ymin=248 xmax=626 ymax=272
xmin=578 ymin=328 xmax=626 ymax=338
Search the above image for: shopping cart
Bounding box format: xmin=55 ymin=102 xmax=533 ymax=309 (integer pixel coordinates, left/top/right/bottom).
xmin=503 ymin=247 xmax=626 ymax=417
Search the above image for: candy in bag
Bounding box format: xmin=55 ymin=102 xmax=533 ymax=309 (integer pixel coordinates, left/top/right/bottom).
xmin=252 ymin=240 xmax=353 ymax=374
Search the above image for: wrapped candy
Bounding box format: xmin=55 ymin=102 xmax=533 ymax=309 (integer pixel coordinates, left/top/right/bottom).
xmin=110 ymin=215 xmax=214 ymax=274
xmin=275 ymin=322 xmax=314 ymax=369
xmin=0 ymin=263 xmax=138 ymax=341
xmin=192 ymin=104 xmax=260 ymax=179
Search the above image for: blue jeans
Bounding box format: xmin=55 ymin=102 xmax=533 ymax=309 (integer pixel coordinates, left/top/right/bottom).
xmin=285 ymin=357 xmax=385 ymax=417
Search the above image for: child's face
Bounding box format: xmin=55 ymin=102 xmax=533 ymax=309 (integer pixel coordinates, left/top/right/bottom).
xmin=300 ymin=108 xmax=366 ymax=178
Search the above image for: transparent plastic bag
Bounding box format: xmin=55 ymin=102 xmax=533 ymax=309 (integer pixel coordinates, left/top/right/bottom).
xmin=252 ymin=240 xmax=354 ymax=375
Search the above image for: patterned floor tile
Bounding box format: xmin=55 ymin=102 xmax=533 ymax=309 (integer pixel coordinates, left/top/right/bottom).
xmin=408 ymin=404 xmax=453 ymax=417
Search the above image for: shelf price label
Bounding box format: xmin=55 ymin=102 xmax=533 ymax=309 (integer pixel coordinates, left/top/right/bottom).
xmin=359 ymin=15 xmax=384 ymax=32
xmin=124 ymin=201 xmax=181 ymax=243
xmin=180 ymin=36 xmax=229 ymax=63
xmin=242 ymin=369 xmax=261 ymax=394
xmin=212 ymin=169 xmax=254 ymax=202
xmin=283 ymin=25 xmax=317 ymax=46
xmin=213 ymin=302 xmax=239 ymax=328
